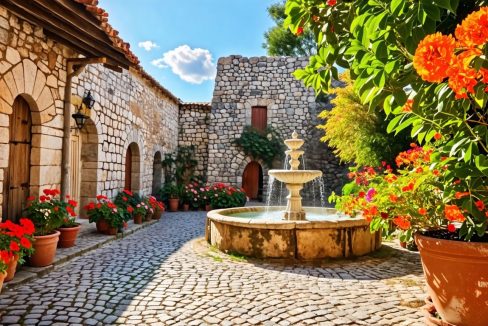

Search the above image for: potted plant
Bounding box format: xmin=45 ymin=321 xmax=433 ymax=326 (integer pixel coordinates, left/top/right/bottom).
xmin=166 ymin=183 xmax=180 ymax=212
xmin=142 ymin=197 xmax=154 ymax=221
xmin=114 ymin=190 xmax=140 ymax=222
xmin=0 ymin=218 xmax=35 ymax=282
xmin=148 ymin=196 xmax=164 ymax=220
xmin=181 ymin=186 xmax=192 ymax=211
xmin=57 ymin=216 xmax=80 ymax=248
xmin=23 ymin=189 xmax=66 ymax=267
xmin=286 ymin=3 xmax=488 ymax=325
xmin=84 ymin=195 xmax=127 ymax=235
xmin=132 ymin=201 xmax=148 ymax=224
xmin=0 ymin=251 xmax=8 ymax=292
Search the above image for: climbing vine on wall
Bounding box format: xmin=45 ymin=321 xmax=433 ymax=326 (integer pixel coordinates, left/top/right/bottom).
xmin=234 ymin=126 xmax=284 ymax=167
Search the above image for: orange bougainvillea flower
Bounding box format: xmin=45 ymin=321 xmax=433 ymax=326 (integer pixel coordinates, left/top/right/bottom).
xmin=402 ymin=99 xmax=413 ymax=112
xmin=455 ymin=7 xmax=488 ymax=47
xmin=393 ymin=215 xmax=411 ymax=230
xmin=413 ymin=32 xmax=456 ymax=83
xmin=447 ymin=49 xmax=481 ymax=99
xmin=455 ymin=191 xmax=470 ymax=199
xmin=418 ymin=208 xmax=427 ymax=215
xmin=444 ymin=204 xmax=466 ymax=222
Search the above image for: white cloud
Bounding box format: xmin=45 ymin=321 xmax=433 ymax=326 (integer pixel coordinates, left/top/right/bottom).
xmin=151 ymin=45 xmax=217 ymax=84
xmin=138 ymin=41 xmax=159 ymax=51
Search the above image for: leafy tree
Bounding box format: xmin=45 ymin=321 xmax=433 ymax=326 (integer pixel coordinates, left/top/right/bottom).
xmin=285 ymin=0 xmax=488 ymax=239
xmin=263 ymin=2 xmax=316 ymax=56
xmin=318 ymin=72 xmax=410 ymax=167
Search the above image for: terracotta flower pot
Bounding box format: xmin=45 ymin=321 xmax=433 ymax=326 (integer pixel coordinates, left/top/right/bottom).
xmin=168 ymin=198 xmax=179 ymax=212
xmin=415 ymin=233 xmax=488 ymax=326
xmin=133 ymin=214 xmax=143 ymax=224
xmin=105 ymin=227 xmax=118 ymax=235
xmin=5 ymin=254 xmax=19 ymax=282
xmin=183 ymin=204 xmax=189 ymax=212
xmin=152 ymin=208 xmax=163 ymax=220
xmin=205 ymin=204 xmax=212 ymax=212
xmin=96 ymin=219 xmax=109 ymax=234
xmin=145 ymin=211 xmax=153 ymax=221
xmin=58 ymin=224 xmax=81 ymax=248
xmin=29 ymin=231 xmax=60 ymax=267
xmin=0 ymin=271 xmax=7 ymax=293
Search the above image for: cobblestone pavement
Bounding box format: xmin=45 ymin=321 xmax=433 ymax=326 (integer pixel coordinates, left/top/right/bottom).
xmin=0 ymin=212 xmax=426 ymax=325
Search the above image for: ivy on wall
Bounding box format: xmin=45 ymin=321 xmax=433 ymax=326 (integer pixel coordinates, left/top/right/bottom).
xmin=233 ymin=126 xmax=284 ymax=167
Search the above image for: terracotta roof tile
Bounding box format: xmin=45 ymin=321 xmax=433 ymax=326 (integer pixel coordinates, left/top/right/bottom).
xmin=73 ymin=0 xmax=180 ymax=103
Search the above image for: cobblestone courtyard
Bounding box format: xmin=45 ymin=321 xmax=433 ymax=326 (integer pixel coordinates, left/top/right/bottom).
xmin=0 ymin=212 xmax=426 ymax=325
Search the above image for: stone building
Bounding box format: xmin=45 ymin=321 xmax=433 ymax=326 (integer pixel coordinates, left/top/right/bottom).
xmin=204 ymin=55 xmax=346 ymax=202
xmin=0 ymin=1 xmax=179 ymax=220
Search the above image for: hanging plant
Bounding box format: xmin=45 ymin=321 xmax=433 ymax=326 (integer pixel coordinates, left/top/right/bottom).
xmin=233 ymin=126 xmax=284 ymax=167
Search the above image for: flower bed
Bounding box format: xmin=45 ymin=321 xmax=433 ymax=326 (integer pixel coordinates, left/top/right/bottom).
xmin=182 ymin=182 xmax=247 ymax=210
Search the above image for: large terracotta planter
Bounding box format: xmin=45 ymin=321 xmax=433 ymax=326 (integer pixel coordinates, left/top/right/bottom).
xmin=58 ymin=224 xmax=81 ymax=248
xmin=133 ymin=214 xmax=143 ymax=224
xmin=415 ymin=233 xmax=488 ymax=326
xmin=168 ymin=198 xmax=179 ymax=212
xmin=29 ymin=231 xmax=60 ymax=267
xmin=0 ymin=271 xmax=7 ymax=293
xmin=96 ymin=219 xmax=109 ymax=234
xmin=5 ymin=254 xmax=19 ymax=282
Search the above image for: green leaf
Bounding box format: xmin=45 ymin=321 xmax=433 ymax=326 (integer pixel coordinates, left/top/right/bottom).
xmin=475 ymin=155 xmax=488 ymax=176
xmin=387 ymin=115 xmax=402 ymax=133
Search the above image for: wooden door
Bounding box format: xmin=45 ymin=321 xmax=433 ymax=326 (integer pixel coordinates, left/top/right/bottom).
xmin=242 ymin=162 xmax=260 ymax=200
xmin=125 ymin=146 xmax=132 ymax=191
xmin=4 ymin=97 xmax=31 ymax=221
xmin=251 ymin=106 xmax=267 ymax=132
xmin=70 ymin=133 xmax=81 ymax=214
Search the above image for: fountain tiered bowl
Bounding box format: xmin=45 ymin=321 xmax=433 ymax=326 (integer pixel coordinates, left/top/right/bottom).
xmin=205 ymin=131 xmax=381 ymax=260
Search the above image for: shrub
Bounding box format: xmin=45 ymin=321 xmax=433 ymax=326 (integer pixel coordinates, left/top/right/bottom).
xmin=318 ymin=72 xmax=410 ymax=166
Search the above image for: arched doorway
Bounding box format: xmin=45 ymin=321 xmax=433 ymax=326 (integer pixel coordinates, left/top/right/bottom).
xmin=152 ymin=151 xmax=162 ymax=195
xmin=71 ymin=120 xmax=99 ymax=218
xmin=125 ymin=143 xmax=141 ymax=192
xmin=242 ymin=161 xmax=263 ymax=201
xmin=4 ymin=96 xmax=32 ymax=221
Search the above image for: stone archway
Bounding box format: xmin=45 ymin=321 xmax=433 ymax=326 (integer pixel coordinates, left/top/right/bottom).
xmin=125 ymin=142 xmax=141 ymax=192
xmin=71 ymin=119 xmax=99 ymax=218
xmin=0 ymin=57 xmax=57 ymax=219
xmin=152 ymin=151 xmax=163 ymax=195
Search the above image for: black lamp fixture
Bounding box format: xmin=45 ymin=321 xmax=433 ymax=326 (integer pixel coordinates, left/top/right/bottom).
xmin=72 ymin=91 xmax=95 ymax=130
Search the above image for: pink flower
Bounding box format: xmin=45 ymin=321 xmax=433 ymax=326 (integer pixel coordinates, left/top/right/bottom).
xmin=365 ymin=188 xmax=376 ymax=202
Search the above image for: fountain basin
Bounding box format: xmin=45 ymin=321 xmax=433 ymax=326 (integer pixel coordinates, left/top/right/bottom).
xmin=206 ymin=206 xmax=382 ymax=260
xmin=268 ymin=170 xmax=322 ymax=184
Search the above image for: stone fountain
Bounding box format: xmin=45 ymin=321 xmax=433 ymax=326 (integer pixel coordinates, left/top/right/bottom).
xmin=269 ymin=131 xmax=322 ymax=221
xmin=205 ymin=130 xmax=381 ymax=260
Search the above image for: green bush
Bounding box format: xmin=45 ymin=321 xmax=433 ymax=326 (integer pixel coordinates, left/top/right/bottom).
xmin=233 ymin=126 xmax=284 ymax=167
xmin=318 ymin=72 xmax=411 ymax=167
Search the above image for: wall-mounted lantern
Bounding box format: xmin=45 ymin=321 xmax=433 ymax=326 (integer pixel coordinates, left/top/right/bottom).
xmin=72 ymin=91 xmax=95 ymax=129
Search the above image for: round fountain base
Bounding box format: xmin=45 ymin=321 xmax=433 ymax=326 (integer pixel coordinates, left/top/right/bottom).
xmin=206 ymin=207 xmax=382 ymax=260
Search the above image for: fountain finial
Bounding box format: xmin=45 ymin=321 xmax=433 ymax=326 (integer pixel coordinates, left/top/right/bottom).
xmin=292 ymin=130 xmax=298 ymax=139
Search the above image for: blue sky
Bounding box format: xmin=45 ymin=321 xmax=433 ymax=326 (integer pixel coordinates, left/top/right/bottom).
xmin=98 ymin=0 xmax=277 ymax=102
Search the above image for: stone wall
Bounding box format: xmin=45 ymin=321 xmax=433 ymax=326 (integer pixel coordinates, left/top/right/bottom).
xmin=178 ymin=103 xmax=211 ymax=178
xmin=0 ymin=7 xmax=179 ymax=218
xmin=207 ymin=55 xmax=347 ymax=202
